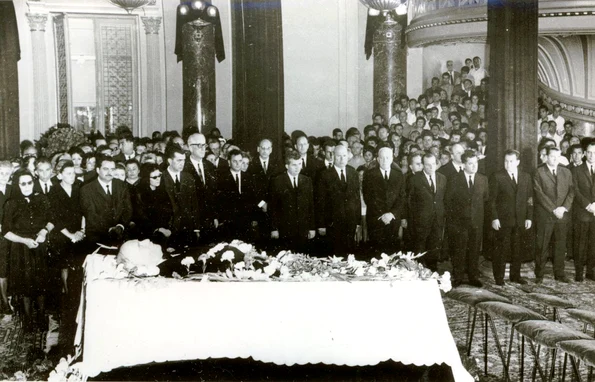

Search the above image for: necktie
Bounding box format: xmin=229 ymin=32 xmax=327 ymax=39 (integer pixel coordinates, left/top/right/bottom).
xmin=552 ymin=169 xmax=556 ymax=177
xmin=262 ymin=162 xmax=267 ymax=174
xmin=591 ymin=166 xmax=594 ymax=177
xmin=235 ymin=173 xmax=241 ymax=194
xmin=293 ymin=177 xmax=297 ymax=189
xmin=340 ymin=169 xmax=346 ymax=183
xmin=450 ymin=72 xmax=455 ymax=84
xmin=384 ymin=171 xmax=389 ymax=181
xmin=302 ymin=158 xmax=306 ymax=169
xmin=511 ymin=173 xmax=517 ymax=184
xmin=175 ymin=174 xmax=181 ymax=192
xmin=44 ymin=183 xmax=48 ymax=194
xmin=106 ymin=184 xmax=111 ymax=196
xmin=468 ymin=175 xmax=473 ymax=189
xmin=429 ymin=175 xmax=435 ymax=193
xmin=328 ymin=163 xmax=332 ymax=169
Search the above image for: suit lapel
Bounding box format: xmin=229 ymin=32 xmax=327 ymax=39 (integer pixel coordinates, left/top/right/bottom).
xmin=582 ymin=164 xmax=593 ymax=187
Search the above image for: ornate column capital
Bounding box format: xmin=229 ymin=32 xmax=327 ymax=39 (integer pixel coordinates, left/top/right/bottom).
xmin=141 ymin=16 xmax=162 ymax=35
xmin=26 ymin=13 xmax=48 ymax=32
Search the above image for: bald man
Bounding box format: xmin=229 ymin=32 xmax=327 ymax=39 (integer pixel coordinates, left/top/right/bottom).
xmin=363 ymin=147 xmax=406 ymax=256
xmin=184 ymin=133 xmax=218 ymax=242
xmin=316 ymin=145 xmax=361 ymax=256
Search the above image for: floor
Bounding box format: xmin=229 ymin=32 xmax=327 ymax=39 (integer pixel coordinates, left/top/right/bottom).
xmin=1 ymin=256 xmax=595 ymax=381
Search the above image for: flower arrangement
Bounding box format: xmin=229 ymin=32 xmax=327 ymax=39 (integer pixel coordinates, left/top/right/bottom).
xmin=180 ymin=240 xmax=451 ymax=292
xmin=47 ymin=355 xmax=84 ymax=382
xmin=36 ymin=123 xmax=89 ymax=158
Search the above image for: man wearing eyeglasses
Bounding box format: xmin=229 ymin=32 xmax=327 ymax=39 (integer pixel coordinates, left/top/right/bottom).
xmin=185 ymin=133 xmax=218 ymax=243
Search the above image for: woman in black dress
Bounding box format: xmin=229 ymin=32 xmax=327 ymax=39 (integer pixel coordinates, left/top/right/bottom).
xmin=3 ymin=170 xmax=53 ymax=330
xmin=132 ymin=163 xmax=173 ymax=248
xmin=48 ymin=160 xmax=85 ymax=295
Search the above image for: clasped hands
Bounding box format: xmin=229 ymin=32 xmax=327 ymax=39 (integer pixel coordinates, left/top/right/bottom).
xmin=586 ymin=203 xmax=595 ymax=216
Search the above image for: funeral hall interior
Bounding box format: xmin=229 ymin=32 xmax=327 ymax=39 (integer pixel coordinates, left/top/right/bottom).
xmin=4 ymin=0 xmax=595 ymax=381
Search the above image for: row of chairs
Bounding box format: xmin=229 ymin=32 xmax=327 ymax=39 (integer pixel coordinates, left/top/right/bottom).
xmin=449 ymin=287 xmax=595 ymax=381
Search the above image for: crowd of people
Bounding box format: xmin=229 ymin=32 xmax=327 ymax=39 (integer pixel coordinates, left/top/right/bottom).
xmin=0 ymin=56 xmax=592 ymax=341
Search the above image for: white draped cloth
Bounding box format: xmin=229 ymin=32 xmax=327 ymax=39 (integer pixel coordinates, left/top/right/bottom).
xmin=76 ymin=255 xmax=472 ymax=381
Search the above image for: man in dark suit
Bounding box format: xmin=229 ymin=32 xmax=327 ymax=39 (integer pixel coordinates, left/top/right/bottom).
xmin=250 ymin=138 xmax=282 ymax=248
xmin=363 ymin=147 xmax=405 ymax=256
xmin=112 ymin=133 xmax=136 ymax=163
xmin=407 ymin=153 xmax=446 ymax=271
xmin=33 ymin=157 xmax=58 ymax=195
xmin=208 ymin=139 xmax=229 ymax=172
xmin=316 ymin=145 xmax=361 ymax=256
xmin=534 ymin=146 xmax=574 ymax=283
xmin=269 ymin=150 xmax=316 ymax=253
xmin=571 ymin=142 xmax=595 ymax=281
xmin=216 ymin=149 xmax=259 ymax=242
xmin=489 ymin=150 xmax=533 ymax=285
xmin=185 ymin=133 xmax=218 ymax=243
xmin=445 ymin=150 xmax=489 ymax=287
xmin=162 ymin=144 xmax=201 ymax=248
xmin=295 ymin=135 xmax=322 ymax=179
xmin=80 ymin=155 xmax=133 ymax=246
xmin=438 ymin=143 xmax=465 ymax=179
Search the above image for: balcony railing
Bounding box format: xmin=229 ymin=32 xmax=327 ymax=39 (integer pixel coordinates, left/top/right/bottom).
xmin=410 ymin=0 xmax=487 ymax=20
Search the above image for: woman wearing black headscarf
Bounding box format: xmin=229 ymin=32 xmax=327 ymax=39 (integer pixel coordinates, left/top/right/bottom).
xmin=3 ymin=170 xmax=53 ymax=331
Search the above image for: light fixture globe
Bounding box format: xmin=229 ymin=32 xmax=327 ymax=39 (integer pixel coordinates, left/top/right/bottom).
xmin=359 ymin=0 xmax=403 ymax=11
xmin=108 ymin=0 xmax=150 ymax=13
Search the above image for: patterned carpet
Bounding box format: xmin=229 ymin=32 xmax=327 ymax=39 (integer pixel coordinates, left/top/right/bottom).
xmin=1 ymin=257 xmax=595 ymax=381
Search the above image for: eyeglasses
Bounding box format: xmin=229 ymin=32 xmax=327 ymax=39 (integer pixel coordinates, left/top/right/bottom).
xmin=150 ymin=174 xmax=162 ymax=179
xmin=189 ymin=143 xmax=207 ymax=148
xmin=19 ymin=181 xmax=34 ymax=186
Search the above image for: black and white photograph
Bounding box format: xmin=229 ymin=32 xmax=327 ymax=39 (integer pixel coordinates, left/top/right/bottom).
xmin=2 ymin=0 xmax=595 ymax=381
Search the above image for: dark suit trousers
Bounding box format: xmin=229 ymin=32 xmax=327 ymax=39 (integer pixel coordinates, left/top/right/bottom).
xmin=535 ymin=221 xmax=567 ymax=279
xmin=368 ymin=220 xmax=400 ymax=255
xmin=414 ymin=219 xmax=443 ymax=271
xmin=449 ymin=223 xmax=481 ymax=282
xmin=573 ymin=221 xmax=595 ymax=279
xmin=328 ymin=227 xmax=355 ymax=256
xmin=492 ymin=226 xmax=522 ymax=282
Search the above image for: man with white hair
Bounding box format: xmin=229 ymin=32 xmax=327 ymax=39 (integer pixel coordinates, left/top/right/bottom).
xmin=316 ymin=145 xmax=361 ymax=256
xmin=362 ymin=147 xmax=406 ymax=255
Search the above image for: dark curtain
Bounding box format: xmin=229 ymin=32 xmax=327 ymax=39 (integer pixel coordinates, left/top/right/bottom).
xmin=231 ymin=0 xmax=284 ymax=158
xmin=0 ymin=0 xmax=20 ymax=159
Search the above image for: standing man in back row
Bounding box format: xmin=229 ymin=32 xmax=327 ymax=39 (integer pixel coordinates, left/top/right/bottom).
xmin=445 ymin=150 xmax=489 ymax=287
xmin=533 ymin=147 xmax=574 ymax=283
xmin=489 ymin=150 xmax=533 ymax=286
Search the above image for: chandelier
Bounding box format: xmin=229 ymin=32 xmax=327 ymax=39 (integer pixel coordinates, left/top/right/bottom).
xmin=108 ymin=0 xmax=150 ymax=14
xmin=359 ymin=0 xmax=408 ymax=15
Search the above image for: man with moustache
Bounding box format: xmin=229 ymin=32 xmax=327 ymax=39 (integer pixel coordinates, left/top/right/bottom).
xmin=363 ymin=147 xmax=406 ymax=255
xmin=316 ymin=145 xmax=361 ymax=256
xmin=407 ymin=153 xmax=446 ymax=271
xmin=489 ymin=150 xmax=533 ymax=285
xmin=80 ymin=155 xmax=133 ymax=246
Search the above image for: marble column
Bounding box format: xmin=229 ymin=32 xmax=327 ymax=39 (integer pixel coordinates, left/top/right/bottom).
xmin=181 ymin=18 xmax=215 ymax=133
xmin=373 ymin=14 xmax=406 ymax=121
xmin=486 ymin=0 xmax=538 ymax=173
xmin=141 ymin=16 xmax=163 ymax=135
xmin=26 ymin=13 xmax=49 ymax=138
